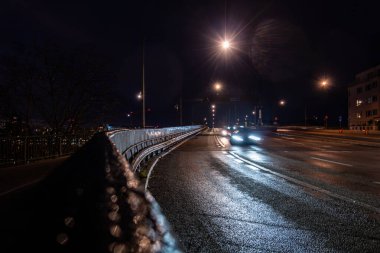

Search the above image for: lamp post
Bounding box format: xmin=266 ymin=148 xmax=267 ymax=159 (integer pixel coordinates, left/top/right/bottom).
xmin=142 ymin=41 xmax=146 ymax=128
xmin=214 ymin=82 xmax=222 ymax=94
xmin=319 ymin=77 xmax=330 ymax=129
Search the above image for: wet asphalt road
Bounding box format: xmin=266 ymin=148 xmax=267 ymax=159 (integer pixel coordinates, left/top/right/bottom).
xmin=148 ymin=130 xmax=380 ymax=252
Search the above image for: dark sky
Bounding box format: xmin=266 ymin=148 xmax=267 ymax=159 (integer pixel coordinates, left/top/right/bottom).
xmin=1 ymin=0 xmax=379 ymax=127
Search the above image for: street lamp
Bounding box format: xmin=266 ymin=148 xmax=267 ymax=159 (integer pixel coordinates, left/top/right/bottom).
xmin=222 ymin=40 xmax=230 ymax=50
xmin=137 ymin=91 xmax=142 ymax=100
xmin=279 ymin=99 xmax=286 ymax=106
xmin=214 ymin=82 xmax=222 ymax=92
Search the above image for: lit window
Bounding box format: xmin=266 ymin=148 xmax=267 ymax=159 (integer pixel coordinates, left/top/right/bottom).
xmin=356 ymin=112 xmax=362 ymax=118
xmin=356 ymin=99 xmax=363 ymax=106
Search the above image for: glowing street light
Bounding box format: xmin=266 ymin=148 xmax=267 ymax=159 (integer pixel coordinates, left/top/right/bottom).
xmin=211 ymin=104 xmax=216 ymax=109
xmin=222 ymin=40 xmax=230 ymax=49
xmin=279 ymin=99 xmax=286 ymax=106
xmin=137 ymin=91 xmax=142 ymax=100
xmin=321 ymin=80 xmax=328 ymax=88
xmin=319 ymin=77 xmax=330 ymax=89
xmin=214 ymin=82 xmax=222 ymax=91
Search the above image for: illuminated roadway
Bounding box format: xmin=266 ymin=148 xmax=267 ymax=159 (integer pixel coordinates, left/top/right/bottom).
xmin=148 ymin=129 xmax=380 ymax=252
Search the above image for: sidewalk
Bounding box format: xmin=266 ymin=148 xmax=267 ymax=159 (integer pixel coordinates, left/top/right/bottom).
xmin=0 ymin=156 xmax=68 ymax=196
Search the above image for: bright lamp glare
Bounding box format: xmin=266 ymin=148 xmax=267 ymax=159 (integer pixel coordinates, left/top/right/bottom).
xmin=222 ymin=41 xmax=230 ymax=49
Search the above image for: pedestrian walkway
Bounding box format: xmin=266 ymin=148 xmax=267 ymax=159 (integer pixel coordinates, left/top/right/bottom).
xmin=0 ymin=156 xmax=67 ymax=196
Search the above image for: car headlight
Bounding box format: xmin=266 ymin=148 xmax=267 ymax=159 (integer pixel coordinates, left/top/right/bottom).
xmin=248 ymin=135 xmax=261 ymax=141
xmin=232 ymin=135 xmax=244 ymax=142
xmin=221 ymin=130 xmax=228 ymax=136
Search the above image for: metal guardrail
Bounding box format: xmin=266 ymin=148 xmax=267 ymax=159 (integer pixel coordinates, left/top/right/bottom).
xmin=129 ymin=127 xmax=204 ymax=172
xmin=107 ymin=126 xmax=202 ymax=155
xmin=1 ymin=125 xmax=203 ymax=252
xmin=0 ymin=135 xmax=91 ymax=167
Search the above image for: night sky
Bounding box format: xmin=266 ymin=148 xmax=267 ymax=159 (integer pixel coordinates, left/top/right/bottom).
xmin=1 ymin=0 xmax=379 ymax=127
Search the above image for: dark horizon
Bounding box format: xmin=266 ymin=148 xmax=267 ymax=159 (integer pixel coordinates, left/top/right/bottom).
xmin=1 ymin=0 xmax=379 ymax=129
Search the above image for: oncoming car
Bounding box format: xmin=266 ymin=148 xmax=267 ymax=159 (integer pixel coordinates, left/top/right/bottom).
xmin=229 ymin=127 xmax=262 ymax=145
xmin=220 ymin=126 xmax=237 ymax=136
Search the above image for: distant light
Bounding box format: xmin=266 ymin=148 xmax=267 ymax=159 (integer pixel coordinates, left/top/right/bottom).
xmin=221 ymin=130 xmax=228 ymax=136
xmin=214 ymin=82 xmax=222 ymax=91
xmin=212 ymin=104 xmax=216 ymax=109
xmin=320 ymin=78 xmax=329 ymax=88
xmin=279 ymin=99 xmax=286 ymax=106
xmin=137 ymin=92 xmax=142 ymax=100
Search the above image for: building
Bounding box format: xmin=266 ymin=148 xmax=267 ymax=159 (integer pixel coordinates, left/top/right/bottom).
xmin=348 ymin=64 xmax=380 ymax=130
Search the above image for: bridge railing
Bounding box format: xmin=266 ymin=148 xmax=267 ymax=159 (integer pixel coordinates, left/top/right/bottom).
xmin=107 ymin=126 xmax=201 ymax=155
xmin=0 ymin=134 xmax=91 ymax=167
xmin=1 ymin=125 xmax=204 ymax=252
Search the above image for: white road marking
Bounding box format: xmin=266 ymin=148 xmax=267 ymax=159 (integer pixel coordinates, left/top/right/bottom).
xmin=228 ymin=151 xmax=379 ymax=214
xmin=215 ymin=135 xmax=226 ymax=148
xmin=282 ymin=137 xmax=295 ymax=140
xmin=322 ymin=151 xmax=352 ymax=153
xmin=310 ymin=157 xmax=353 ymax=167
xmin=145 ymin=133 xmax=199 ymax=191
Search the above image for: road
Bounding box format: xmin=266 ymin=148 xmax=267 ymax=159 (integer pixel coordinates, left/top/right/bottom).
xmin=148 ymin=129 xmax=380 ymax=252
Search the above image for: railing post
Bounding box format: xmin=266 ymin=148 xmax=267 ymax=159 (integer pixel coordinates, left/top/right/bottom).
xmin=24 ymin=137 xmax=27 ymax=164
xmin=59 ymin=137 xmax=62 ymax=156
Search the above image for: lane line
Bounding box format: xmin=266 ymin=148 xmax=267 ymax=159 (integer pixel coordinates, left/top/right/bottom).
xmin=282 ymin=137 xmax=295 ymax=140
xmin=310 ymin=157 xmax=353 ymax=167
xmin=145 ymin=133 xmax=200 ymax=191
xmin=228 ymin=151 xmax=380 ymax=214
xmin=215 ymin=135 xmax=226 ymax=148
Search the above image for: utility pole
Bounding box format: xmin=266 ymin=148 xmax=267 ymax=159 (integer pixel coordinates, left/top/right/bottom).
xmin=180 ymin=96 xmax=183 ymax=126
xmin=142 ymin=39 xmax=146 ymax=128
xmin=304 ymin=104 xmax=307 ymax=127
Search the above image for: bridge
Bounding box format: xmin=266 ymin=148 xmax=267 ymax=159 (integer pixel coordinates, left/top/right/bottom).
xmin=0 ymin=125 xmax=379 ymax=252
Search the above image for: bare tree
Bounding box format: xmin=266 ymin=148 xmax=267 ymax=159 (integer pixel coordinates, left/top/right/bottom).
xmin=1 ymin=42 xmax=117 ymax=135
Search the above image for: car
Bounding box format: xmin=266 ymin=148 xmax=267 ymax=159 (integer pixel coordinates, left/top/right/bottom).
xmin=229 ymin=127 xmax=262 ymax=145
xmin=220 ymin=125 xmax=238 ymax=137
xmin=220 ymin=126 xmax=233 ymax=136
